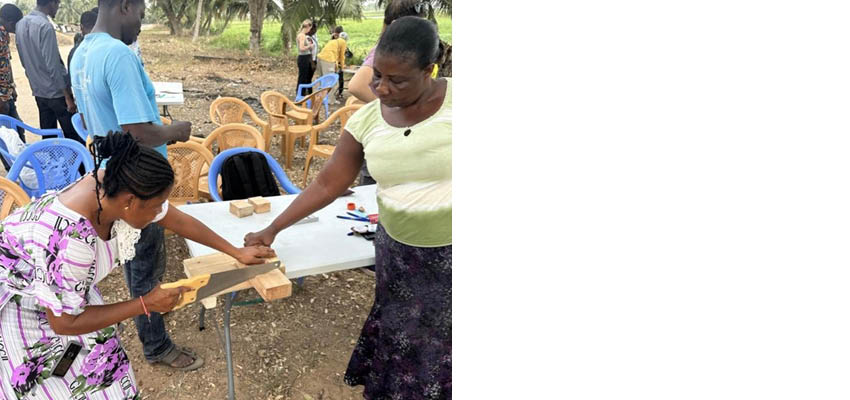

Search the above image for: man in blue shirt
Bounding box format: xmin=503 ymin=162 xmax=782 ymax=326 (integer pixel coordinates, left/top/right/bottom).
xmin=70 ymin=0 xmax=201 ymax=371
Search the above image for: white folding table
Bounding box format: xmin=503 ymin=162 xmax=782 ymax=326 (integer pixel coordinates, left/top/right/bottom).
xmin=153 ymin=81 xmax=184 ymax=120
xmin=176 ymin=184 xmax=378 ymax=399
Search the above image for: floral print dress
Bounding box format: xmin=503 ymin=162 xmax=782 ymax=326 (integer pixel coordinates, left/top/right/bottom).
xmin=0 ymin=194 xmax=140 ymax=400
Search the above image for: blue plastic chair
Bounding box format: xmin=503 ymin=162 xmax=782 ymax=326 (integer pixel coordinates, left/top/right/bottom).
xmin=71 ymin=113 xmax=90 ymax=142
xmin=7 ymin=138 xmax=95 ymax=198
xmin=296 ymin=73 xmax=339 ymax=119
xmin=0 ymin=115 xmax=64 ymax=167
xmin=0 ymin=115 xmax=64 ymax=139
xmin=207 ymin=147 xmax=301 ymax=202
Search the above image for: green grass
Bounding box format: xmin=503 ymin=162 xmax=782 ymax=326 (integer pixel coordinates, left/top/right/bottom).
xmin=209 ymin=15 xmax=451 ymax=64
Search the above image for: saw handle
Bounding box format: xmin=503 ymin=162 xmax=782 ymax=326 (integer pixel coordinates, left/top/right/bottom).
xmin=160 ymin=274 xmax=210 ymax=310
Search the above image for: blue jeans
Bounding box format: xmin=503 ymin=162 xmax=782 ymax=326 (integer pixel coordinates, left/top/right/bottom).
xmin=122 ymin=223 xmax=175 ymax=362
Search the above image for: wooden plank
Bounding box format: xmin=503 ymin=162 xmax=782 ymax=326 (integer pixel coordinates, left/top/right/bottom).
xmin=182 ymin=253 xmax=286 ymax=274
xmin=183 ymin=254 xmax=253 ymax=308
xmin=182 ymin=253 xmax=290 ymax=308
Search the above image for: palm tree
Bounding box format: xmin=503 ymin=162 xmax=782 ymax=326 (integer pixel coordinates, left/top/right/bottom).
xmin=247 ymin=0 xmax=270 ymax=53
xmin=53 ymin=0 xmax=97 ymax=25
xmin=202 ymin=0 xmax=249 ymax=35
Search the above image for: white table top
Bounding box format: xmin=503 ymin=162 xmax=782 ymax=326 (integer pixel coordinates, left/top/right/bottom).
xmin=177 ymin=185 xmax=378 ymax=279
xmin=153 ymin=82 xmax=184 ymax=106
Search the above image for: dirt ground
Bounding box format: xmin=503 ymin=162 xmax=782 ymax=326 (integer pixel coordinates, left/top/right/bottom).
xmin=11 ymin=27 xmax=375 ymax=399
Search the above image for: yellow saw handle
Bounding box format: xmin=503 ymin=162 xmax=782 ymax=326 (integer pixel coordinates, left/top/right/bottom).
xmin=160 ymin=274 xmax=210 ymax=310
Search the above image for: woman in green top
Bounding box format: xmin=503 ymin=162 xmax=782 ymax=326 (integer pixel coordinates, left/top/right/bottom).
xmin=245 ymin=17 xmax=451 ymax=399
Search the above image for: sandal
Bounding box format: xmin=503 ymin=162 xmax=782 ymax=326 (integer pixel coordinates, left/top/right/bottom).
xmin=152 ymin=345 xmax=204 ymax=371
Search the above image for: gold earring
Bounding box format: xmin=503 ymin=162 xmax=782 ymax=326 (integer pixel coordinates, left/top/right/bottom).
xmin=124 ymin=206 xmax=129 ymax=210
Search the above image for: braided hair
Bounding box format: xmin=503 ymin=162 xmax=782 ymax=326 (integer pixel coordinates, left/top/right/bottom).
xmin=89 ymin=132 xmax=174 ymax=224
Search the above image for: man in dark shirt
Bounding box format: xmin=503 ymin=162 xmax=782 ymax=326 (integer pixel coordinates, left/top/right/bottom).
xmin=16 ymin=0 xmax=82 ymax=143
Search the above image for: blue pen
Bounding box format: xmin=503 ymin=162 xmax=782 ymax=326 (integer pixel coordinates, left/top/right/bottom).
xmin=337 ymin=215 xmax=369 ymax=222
xmin=348 ymin=211 xmax=369 ymax=219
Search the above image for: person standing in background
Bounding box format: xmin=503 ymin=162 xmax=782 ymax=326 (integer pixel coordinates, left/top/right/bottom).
xmin=16 ymin=0 xmax=82 ymax=144
xmin=66 ymin=10 xmax=96 ymax=74
xmin=296 ymin=19 xmax=315 ymax=98
xmin=308 ymin=23 xmax=318 ymax=79
xmin=316 ymin=25 xmax=346 ymax=105
xmin=129 ymin=39 xmax=143 ymax=65
xmin=0 ymin=4 xmax=24 ymax=143
xmin=337 ymin=31 xmax=349 ymax=101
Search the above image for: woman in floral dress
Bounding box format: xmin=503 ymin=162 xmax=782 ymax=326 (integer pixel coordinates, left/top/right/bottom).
xmin=0 ymin=132 xmax=274 ymax=399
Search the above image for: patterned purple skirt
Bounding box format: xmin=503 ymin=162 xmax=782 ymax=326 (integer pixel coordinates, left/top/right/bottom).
xmin=344 ymin=225 xmax=452 ymax=400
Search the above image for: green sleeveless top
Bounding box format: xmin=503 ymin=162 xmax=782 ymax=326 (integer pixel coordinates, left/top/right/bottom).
xmin=346 ymin=78 xmax=452 ymax=247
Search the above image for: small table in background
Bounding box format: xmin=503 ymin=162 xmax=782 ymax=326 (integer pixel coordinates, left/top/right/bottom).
xmin=153 ymin=81 xmax=184 ymax=120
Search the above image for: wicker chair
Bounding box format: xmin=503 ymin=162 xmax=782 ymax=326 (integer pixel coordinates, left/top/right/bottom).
xmin=209 ymin=97 xmax=270 ymax=146
xmin=167 ymin=141 xmax=214 ymax=205
xmin=202 ymin=123 xmax=265 ymax=154
xmin=197 ymin=123 xmax=265 ymax=199
xmin=303 ymin=104 xmax=362 ymax=186
xmin=0 ymin=176 xmax=30 ymax=218
xmin=293 ymin=87 xmax=332 ymax=125
xmin=260 ymin=90 xmax=314 ymax=169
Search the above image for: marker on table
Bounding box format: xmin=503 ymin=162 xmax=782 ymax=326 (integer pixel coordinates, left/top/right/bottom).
xmin=337 ymin=215 xmax=369 ymax=222
xmin=348 ymin=211 xmax=369 ymax=219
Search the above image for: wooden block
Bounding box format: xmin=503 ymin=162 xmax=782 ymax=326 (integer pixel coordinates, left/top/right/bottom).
xmin=229 ymin=200 xmax=253 ymax=217
xmin=182 ymin=253 xmax=291 ymax=308
xmin=247 ymin=196 xmax=271 ymax=213
xmin=235 ymin=257 xmax=291 ymax=301
xmin=200 ymin=297 xmax=217 ymax=309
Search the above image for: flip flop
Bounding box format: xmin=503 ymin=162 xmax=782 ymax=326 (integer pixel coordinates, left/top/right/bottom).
xmin=152 ymin=345 xmax=204 ymax=371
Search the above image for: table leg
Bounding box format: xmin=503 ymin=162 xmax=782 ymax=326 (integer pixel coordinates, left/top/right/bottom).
xmin=224 ymin=292 xmax=236 ymax=400
xmin=161 ymin=105 xmax=172 ymax=120
xmin=198 ymin=307 xmax=206 ymax=331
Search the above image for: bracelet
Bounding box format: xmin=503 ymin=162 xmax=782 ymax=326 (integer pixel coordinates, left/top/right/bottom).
xmin=139 ymin=296 xmax=151 ymax=321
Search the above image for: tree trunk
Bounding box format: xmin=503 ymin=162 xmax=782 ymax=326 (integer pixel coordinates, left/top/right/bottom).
xmin=176 ymin=0 xmax=190 ymax=30
xmin=201 ymin=7 xmax=214 ymax=35
xmin=279 ymin=23 xmax=292 ymax=56
xmin=160 ymin=0 xmax=182 ymax=35
xmin=248 ymin=0 xmax=269 ymax=53
xmin=192 ymin=0 xmax=203 ymax=41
